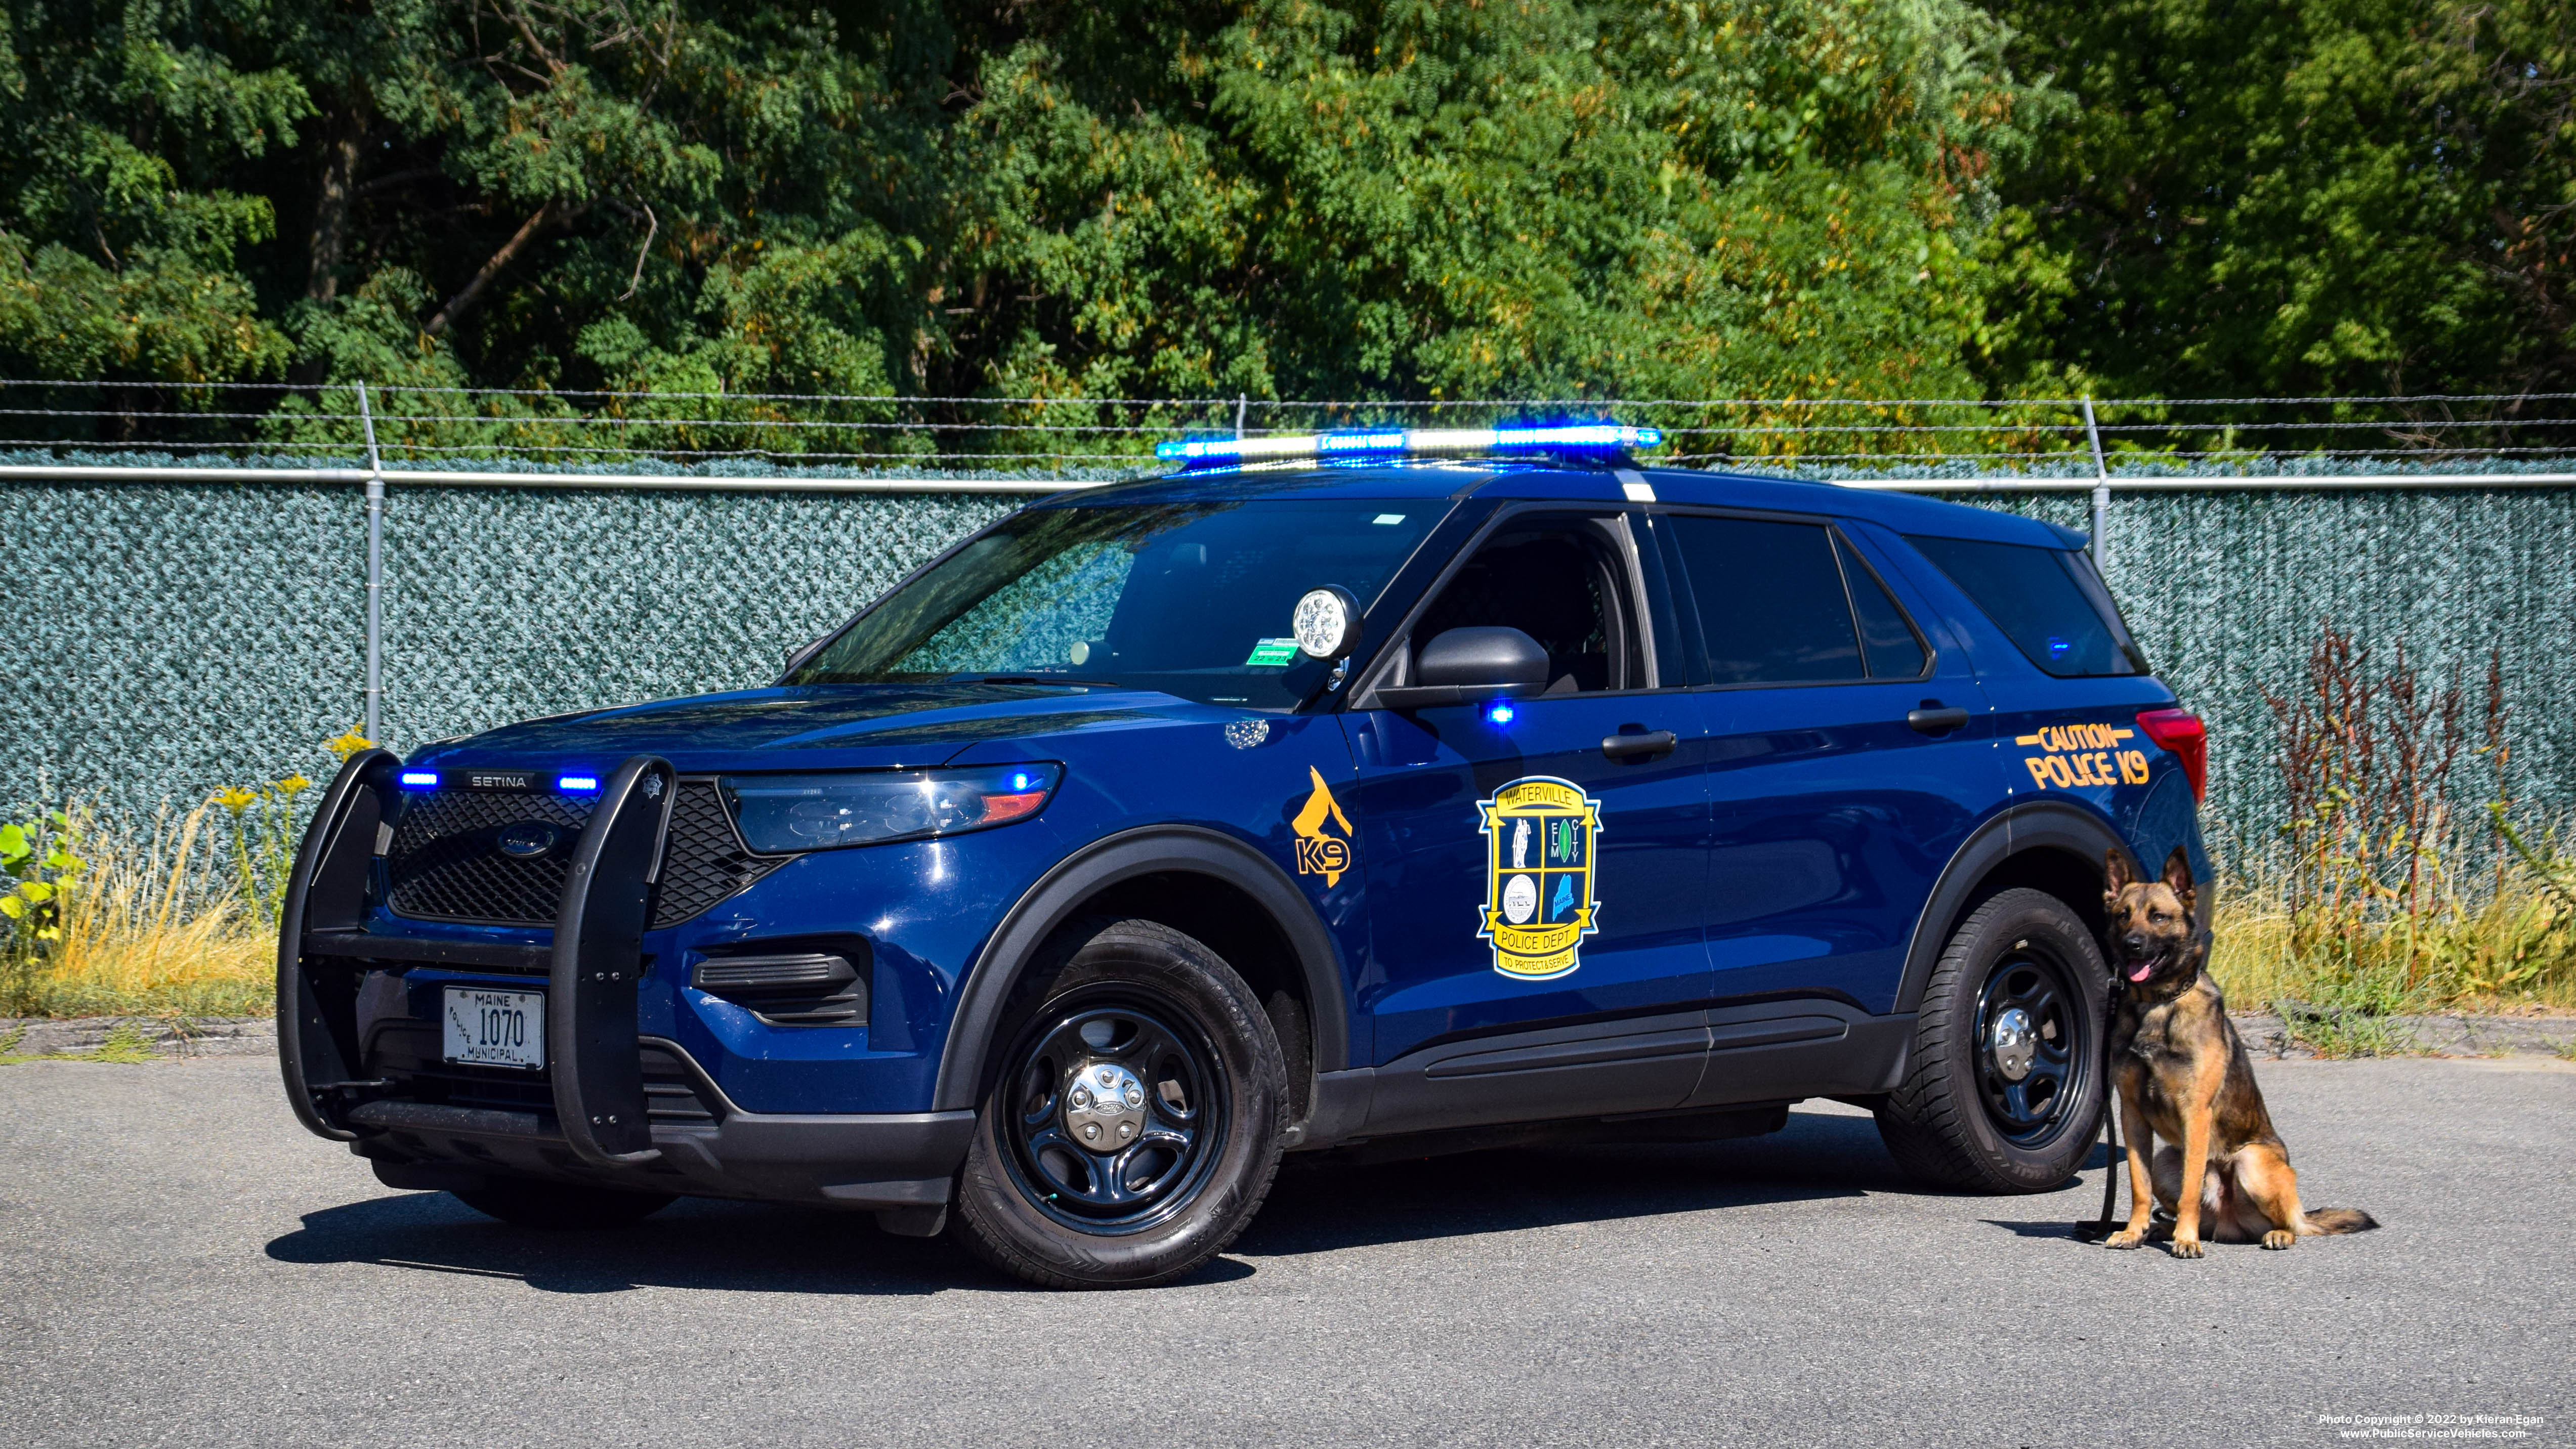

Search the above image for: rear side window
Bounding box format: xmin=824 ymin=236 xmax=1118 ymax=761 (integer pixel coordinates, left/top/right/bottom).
xmin=1666 ymin=516 xmax=1929 ymax=685
xmin=1904 ymin=535 xmax=2141 ymax=677
xmin=1837 ymin=535 xmax=1929 ymax=679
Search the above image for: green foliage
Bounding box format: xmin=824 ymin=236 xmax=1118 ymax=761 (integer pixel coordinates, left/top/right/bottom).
xmin=0 ymin=808 xmax=80 ymax=943
xmin=0 ymin=806 xmax=82 ymax=1012
xmin=1980 ymin=0 xmax=2576 ymax=402
xmin=0 ymin=0 xmax=2044 ymax=424
xmin=7 ymin=0 xmax=2561 ymax=424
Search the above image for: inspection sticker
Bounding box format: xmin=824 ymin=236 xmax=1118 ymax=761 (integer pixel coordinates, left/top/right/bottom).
xmin=1245 ymin=637 xmax=1299 ymax=668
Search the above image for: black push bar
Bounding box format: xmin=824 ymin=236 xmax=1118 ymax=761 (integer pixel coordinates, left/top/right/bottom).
xmin=277 ymin=750 xmax=677 ymax=1168
xmin=547 ymin=754 xmax=675 ymax=1166
xmin=276 ymin=747 xmax=400 ymax=1141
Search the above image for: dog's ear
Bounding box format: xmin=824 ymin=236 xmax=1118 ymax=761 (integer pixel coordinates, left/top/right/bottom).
xmin=2103 ymin=849 xmax=2136 ymax=911
xmin=2160 ymin=847 xmax=2196 ymax=915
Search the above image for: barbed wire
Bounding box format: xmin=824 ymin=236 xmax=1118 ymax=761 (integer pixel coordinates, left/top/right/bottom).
xmin=14 ymin=378 xmax=2576 ymax=408
xmin=10 ymin=379 xmax=2576 ymax=476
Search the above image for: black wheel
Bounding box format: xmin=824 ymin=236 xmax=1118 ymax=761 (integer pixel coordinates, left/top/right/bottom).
xmin=951 ymin=917 xmax=1286 ymax=1289
xmin=1875 ymin=888 xmax=2107 ymax=1193
xmin=451 ymin=1179 xmax=676 ymax=1229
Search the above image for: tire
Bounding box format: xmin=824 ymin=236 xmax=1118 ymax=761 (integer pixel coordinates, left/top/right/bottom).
xmin=1875 ymin=888 xmax=2108 ymax=1194
xmin=451 ymin=1179 xmax=677 ymax=1229
xmin=950 ymin=917 xmax=1287 ymax=1290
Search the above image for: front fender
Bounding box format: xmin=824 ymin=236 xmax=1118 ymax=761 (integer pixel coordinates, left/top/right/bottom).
xmin=928 ymin=825 xmax=1351 ymax=1113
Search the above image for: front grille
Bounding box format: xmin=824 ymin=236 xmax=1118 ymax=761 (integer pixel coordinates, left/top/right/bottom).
xmin=385 ymin=778 xmax=787 ymax=929
xmin=651 ymin=781 xmax=786 ymax=927
xmin=388 ymin=789 xmax=595 ymax=926
xmin=640 ymin=1042 xmax=729 ymax=1126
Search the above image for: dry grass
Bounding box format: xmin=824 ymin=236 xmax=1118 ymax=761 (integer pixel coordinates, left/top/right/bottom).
xmin=2205 ymin=866 xmax=2576 ymax=1058
xmin=6 ymin=803 xmax=272 ymax=1019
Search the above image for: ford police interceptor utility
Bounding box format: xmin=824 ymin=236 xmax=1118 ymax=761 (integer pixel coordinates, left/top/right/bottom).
xmin=277 ymin=421 xmax=2210 ymax=1289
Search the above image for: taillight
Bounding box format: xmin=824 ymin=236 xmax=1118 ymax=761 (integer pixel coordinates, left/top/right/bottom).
xmin=2136 ymin=708 xmax=2207 ymax=803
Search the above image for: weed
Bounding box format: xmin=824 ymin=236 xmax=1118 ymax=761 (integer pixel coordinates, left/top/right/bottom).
xmin=87 ymin=1020 xmax=161 ymax=1063
xmin=0 ymin=734 xmax=364 ymax=1020
xmin=14 ymin=802 xmax=272 ymax=1018
xmin=0 ymin=1017 xmax=168 ymax=1065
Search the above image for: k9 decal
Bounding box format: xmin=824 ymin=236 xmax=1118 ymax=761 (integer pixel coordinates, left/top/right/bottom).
xmin=2016 ymin=722 xmax=2151 ymax=790
xmin=1291 ymin=767 xmax=1354 ymax=887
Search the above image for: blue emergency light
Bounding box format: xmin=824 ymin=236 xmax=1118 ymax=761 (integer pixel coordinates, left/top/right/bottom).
xmin=398 ymin=771 xmax=439 ymax=788
xmin=557 ymin=774 xmax=601 ymax=792
xmin=1156 ymin=421 xmax=1663 ymax=469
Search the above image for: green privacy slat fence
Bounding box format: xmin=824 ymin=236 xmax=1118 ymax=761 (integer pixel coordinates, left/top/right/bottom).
xmin=6 ymin=454 xmax=2569 ymax=871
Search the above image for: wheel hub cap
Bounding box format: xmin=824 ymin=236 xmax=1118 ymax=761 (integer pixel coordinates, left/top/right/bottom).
xmin=1989 ymin=1006 xmax=2038 ymax=1082
xmin=1063 ymin=1060 xmax=1148 ymax=1152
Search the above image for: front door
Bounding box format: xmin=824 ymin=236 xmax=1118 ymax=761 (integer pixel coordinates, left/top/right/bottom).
xmin=1345 ymin=510 xmax=1711 ymax=1079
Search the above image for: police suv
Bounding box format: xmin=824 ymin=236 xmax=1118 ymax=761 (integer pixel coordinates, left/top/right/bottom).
xmin=278 ymin=423 xmax=2209 ymax=1289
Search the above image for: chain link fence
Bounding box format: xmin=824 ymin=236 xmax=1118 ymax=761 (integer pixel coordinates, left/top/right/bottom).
xmin=7 ymin=381 xmax=2571 ymax=862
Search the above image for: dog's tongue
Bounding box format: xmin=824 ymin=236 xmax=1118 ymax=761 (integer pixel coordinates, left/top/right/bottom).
xmin=2127 ymin=960 xmax=2155 ymax=983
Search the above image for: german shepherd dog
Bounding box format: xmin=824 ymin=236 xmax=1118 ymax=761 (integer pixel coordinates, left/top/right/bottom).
xmin=2101 ymin=848 xmax=2378 ymax=1256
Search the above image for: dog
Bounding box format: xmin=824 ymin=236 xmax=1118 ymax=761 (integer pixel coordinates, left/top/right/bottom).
xmin=2101 ymin=847 xmax=2377 ymax=1256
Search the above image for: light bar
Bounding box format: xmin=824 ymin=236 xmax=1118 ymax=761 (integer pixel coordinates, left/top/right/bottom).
xmin=557 ymin=774 xmax=601 ymax=792
xmin=399 ymin=770 xmax=439 ymax=788
xmin=1156 ymin=422 xmax=1662 ymax=468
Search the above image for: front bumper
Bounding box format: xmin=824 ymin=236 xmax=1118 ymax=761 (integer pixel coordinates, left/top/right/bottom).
xmin=277 ymin=751 xmax=974 ymax=1214
xmin=348 ymin=1038 xmax=974 ymax=1210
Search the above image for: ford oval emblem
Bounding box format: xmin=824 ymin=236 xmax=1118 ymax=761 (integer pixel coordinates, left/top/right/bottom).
xmin=494 ymin=822 xmax=560 ymax=860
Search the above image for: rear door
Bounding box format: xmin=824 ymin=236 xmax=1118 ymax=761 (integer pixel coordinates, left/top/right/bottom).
xmin=1658 ymin=510 xmax=1999 ymax=1015
xmin=1343 ymin=507 xmax=1712 ymax=1128
xmin=1896 ymin=533 xmax=2194 ymax=876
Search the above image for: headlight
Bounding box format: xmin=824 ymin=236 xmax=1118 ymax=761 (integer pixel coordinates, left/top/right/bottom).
xmin=720 ymin=764 xmax=1064 ymax=854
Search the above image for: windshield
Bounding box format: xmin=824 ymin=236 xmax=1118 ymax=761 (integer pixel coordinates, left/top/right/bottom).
xmin=790 ymin=500 xmax=1445 ymax=708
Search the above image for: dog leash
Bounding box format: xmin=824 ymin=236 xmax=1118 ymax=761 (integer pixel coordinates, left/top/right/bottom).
xmin=2071 ymin=967 xmax=2125 ymax=1242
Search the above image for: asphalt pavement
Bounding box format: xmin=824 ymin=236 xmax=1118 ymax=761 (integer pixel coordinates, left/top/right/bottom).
xmin=1 ymin=1053 xmax=2568 ymax=1447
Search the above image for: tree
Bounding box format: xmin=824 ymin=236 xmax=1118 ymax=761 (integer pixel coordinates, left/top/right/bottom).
xmin=1979 ymin=0 xmax=2576 ymax=406
xmin=0 ymin=0 xmax=2048 ymax=451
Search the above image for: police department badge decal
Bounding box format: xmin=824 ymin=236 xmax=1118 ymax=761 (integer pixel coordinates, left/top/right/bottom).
xmin=1476 ymin=775 xmax=1602 ymax=980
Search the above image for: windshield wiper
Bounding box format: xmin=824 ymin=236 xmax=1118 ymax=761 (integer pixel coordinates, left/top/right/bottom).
xmin=945 ymin=672 xmax=1125 ymax=688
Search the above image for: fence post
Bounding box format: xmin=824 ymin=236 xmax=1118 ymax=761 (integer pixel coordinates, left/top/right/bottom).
xmin=1235 ymin=394 xmax=1247 ymax=441
xmin=2082 ymin=395 xmax=2110 ymax=572
xmin=355 ymin=381 xmax=386 ymax=745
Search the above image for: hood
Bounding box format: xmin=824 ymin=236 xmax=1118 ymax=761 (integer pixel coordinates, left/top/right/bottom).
xmin=411 ymin=683 xmax=1195 ymax=775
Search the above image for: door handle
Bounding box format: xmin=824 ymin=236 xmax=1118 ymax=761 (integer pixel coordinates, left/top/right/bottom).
xmin=1600 ymin=730 xmax=1678 ymax=761
xmin=1907 ymin=705 xmax=1971 ymax=734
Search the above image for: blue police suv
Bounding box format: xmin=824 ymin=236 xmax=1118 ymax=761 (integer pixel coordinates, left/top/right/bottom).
xmin=278 ymin=423 xmax=2210 ymax=1288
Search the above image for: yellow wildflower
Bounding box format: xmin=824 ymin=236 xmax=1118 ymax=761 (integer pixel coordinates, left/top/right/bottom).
xmin=215 ymin=786 xmax=261 ymax=816
xmin=325 ymin=729 xmax=373 ymax=762
xmin=275 ymin=774 xmax=313 ymax=798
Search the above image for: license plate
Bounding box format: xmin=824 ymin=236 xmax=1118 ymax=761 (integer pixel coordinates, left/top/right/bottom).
xmin=443 ymin=987 xmax=545 ymax=1071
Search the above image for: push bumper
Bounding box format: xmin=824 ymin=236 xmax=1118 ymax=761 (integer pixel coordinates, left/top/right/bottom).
xmin=277 ymin=751 xmax=971 ymax=1217
xmin=348 ymin=1053 xmax=975 ymax=1213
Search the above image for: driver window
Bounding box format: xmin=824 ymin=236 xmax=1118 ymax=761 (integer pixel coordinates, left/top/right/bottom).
xmin=1412 ymin=517 xmax=1640 ymax=694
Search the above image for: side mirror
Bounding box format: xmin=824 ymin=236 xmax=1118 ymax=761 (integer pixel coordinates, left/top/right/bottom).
xmin=1370 ymin=627 xmax=1550 ymax=710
